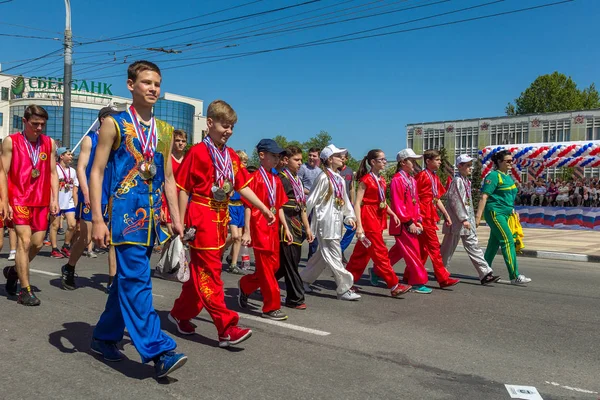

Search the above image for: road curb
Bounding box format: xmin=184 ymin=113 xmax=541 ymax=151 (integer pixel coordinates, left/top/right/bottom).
xmin=383 ymin=239 xmax=599 ymax=263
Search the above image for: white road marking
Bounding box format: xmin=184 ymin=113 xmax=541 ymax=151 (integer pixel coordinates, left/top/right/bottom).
xmin=30 ymin=268 xmax=60 ymax=277
xmin=545 ymin=381 xmax=598 ymax=394
xmin=240 ymin=314 xmax=331 ymax=336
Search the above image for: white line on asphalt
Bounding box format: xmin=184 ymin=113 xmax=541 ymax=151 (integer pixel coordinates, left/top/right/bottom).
xmin=30 ymin=268 xmax=60 ymax=277
xmin=545 ymin=381 xmax=598 ymax=394
xmin=239 ymin=314 xmax=331 ymax=336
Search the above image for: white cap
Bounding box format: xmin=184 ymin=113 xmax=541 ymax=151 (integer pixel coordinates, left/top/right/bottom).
xmin=396 ymin=148 xmax=422 ymax=162
xmin=320 ymin=144 xmax=347 ymax=160
xmin=456 ymin=154 xmax=474 ymax=165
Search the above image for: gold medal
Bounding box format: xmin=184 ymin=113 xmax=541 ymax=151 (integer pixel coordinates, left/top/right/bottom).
xmin=412 ymin=199 xmax=416 ymax=205
xmin=433 ymin=198 xmax=439 ymax=204
xmin=31 ymin=168 xmax=40 ymax=178
xmin=138 ymin=160 xmax=157 ymax=181
xmin=270 ymin=207 xmax=277 ymax=214
xmin=222 ymin=179 xmax=233 ymax=194
xmin=379 ymin=202 xmax=386 ymax=209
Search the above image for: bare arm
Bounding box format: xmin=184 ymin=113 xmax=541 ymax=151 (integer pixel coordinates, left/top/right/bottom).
xmin=301 ymin=208 xmax=313 ymax=243
xmin=239 ymin=186 xmax=275 ymax=224
xmin=349 ymin=178 xmax=356 ymax=204
xmin=76 ymin=136 xmax=92 ymax=206
xmin=163 ymin=133 xmax=182 ymax=236
xmin=241 ymin=207 xmax=252 ymax=245
xmin=49 ymin=140 xmax=59 ymax=215
xmin=2 ymin=138 xmax=13 ymax=219
xmin=475 ymin=193 xmax=489 ymax=227
xmin=178 ymin=189 xmax=189 ymax=227
xmin=354 ymin=181 xmax=366 ymax=235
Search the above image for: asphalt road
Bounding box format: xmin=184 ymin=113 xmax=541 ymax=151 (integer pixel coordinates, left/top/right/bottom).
xmin=1 ymin=243 xmax=599 ymax=400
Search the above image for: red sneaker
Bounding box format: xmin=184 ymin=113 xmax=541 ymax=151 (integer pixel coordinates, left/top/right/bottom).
xmin=50 ymin=249 xmax=65 ymax=259
xmin=439 ymin=277 xmax=460 ymax=288
xmin=219 ymin=326 xmax=252 ymax=348
xmin=61 ymin=246 xmax=71 ymax=257
xmin=168 ymin=313 xmax=196 ymax=335
xmin=391 ymin=283 xmax=412 ymax=297
xmin=285 ymin=303 xmax=307 ymax=310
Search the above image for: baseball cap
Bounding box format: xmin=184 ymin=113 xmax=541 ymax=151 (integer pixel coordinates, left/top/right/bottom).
xmin=320 ymin=144 xmax=347 ymax=160
xmin=256 ymin=138 xmax=286 ymax=155
xmin=456 ymin=154 xmax=474 ymax=165
xmin=396 ymin=148 xmax=422 ymax=162
xmin=98 ymin=106 xmax=118 ymax=120
xmin=57 ymin=147 xmax=70 ymax=157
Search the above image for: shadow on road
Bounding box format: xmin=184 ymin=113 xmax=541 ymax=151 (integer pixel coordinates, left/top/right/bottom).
xmin=49 ymin=273 xmax=110 ymax=293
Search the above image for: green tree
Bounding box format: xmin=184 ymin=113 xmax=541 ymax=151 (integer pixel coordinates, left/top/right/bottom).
xmin=506 ymin=72 xmax=600 ymax=115
xmin=302 ymin=130 xmax=332 ymax=157
xmin=471 ymin=159 xmax=483 ymax=210
xmin=437 ymin=146 xmax=452 ymax=188
xmin=559 ymin=167 xmax=575 ymax=182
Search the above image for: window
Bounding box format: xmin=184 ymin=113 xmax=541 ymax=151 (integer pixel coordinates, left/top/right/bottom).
xmin=490 ymin=123 xmax=528 ymax=145
xmin=542 ymin=120 xmax=570 ymax=143
xmin=1 ymin=87 xmax=8 ymax=101
xmin=0 ymin=112 xmax=3 ymax=126
xmin=454 ymin=126 xmax=479 ymax=156
xmin=422 ymin=128 xmax=445 ymax=150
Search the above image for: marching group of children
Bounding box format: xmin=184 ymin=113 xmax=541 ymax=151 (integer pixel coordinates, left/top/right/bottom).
xmin=2 ymin=60 xmax=530 ymax=380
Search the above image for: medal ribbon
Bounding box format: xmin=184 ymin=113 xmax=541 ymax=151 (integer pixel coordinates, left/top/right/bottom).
xmin=203 ymin=136 xmax=234 ymax=187
xmin=425 ymin=169 xmax=439 ymax=198
xmin=22 ymin=132 xmax=40 ymax=169
xmin=399 ymin=171 xmax=416 ymax=199
xmin=127 ymin=106 xmax=157 ymax=159
xmin=259 ymin=166 xmax=276 ymax=207
xmin=370 ymin=172 xmax=385 ymax=203
xmin=57 ymin=163 xmax=71 ymax=188
xmin=462 ymin=176 xmax=472 ymax=202
xmin=326 ymin=168 xmax=344 ymax=199
xmin=284 ymin=168 xmax=306 ymax=205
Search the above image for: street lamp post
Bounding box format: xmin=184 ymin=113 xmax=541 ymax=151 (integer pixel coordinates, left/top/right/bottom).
xmin=62 ymin=0 xmax=72 ymax=148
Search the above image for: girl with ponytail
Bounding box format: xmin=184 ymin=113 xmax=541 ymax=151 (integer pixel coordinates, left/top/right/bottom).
xmin=346 ymin=149 xmax=412 ymax=297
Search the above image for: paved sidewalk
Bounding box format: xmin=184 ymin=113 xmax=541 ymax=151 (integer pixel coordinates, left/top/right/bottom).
xmin=383 ymin=225 xmax=600 ymax=262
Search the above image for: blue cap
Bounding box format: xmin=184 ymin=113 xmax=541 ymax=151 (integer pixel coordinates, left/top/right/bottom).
xmin=57 ymin=147 xmax=70 ymax=157
xmin=256 ymin=139 xmax=285 ymax=155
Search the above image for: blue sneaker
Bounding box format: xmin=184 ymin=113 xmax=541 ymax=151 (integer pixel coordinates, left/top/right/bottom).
xmin=369 ymin=268 xmax=381 ymax=286
xmin=90 ymin=338 xmax=123 ymax=362
xmin=155 ymin=351 xmax=188 ymax=378
xmin=410 ymin=285 xmax=432 ymax=294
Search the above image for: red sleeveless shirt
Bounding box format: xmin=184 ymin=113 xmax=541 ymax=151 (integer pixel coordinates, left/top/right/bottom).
xmin=8 ymin=132 xmax=53 ymax=206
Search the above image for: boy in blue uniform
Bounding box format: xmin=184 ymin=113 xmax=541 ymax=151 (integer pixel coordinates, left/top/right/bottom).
xmin=89 ymin=61 xmax=186 ymax=378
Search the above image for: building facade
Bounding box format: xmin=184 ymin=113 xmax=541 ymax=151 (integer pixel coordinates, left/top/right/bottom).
xmin=0 ymin=72 xmax=207 ymax=150
xmin=407 ymin=109 xmax=600 ymax=180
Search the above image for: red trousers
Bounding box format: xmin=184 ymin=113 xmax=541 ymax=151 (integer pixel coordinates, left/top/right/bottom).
xmin=239 ymin=249 xmax=281 ymax=313
xmin=171 ymin=249 xmax=239 ymax=335
xmin=346 ymin=231 xmax=399 ymax=289
xmin=418 ymin=220 xmax=450 ymax=283
xmin=388 ymin=233 xmax=429 ymax=286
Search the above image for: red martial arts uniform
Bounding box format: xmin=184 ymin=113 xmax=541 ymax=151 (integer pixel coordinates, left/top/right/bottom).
xmin=415 ymin=168 xmax=451 ymax=283
xmin=161 ymin=154 xmax=182 ymax=225
xmin=8 ymin=132 xmax=53 ymax=232
xmin=346 ymin=173 xmax=399 ymax=289
xmin=170 ymin=143 xmax=250 ymax=335
xmin=239 ymin=169 xmax=288 ymax=313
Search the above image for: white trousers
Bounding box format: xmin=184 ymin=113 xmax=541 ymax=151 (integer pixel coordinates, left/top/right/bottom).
xmin=440 ymin=231 xmax=493 ymax=280
xmin=300 ymin=235 xmax=353 ymax=295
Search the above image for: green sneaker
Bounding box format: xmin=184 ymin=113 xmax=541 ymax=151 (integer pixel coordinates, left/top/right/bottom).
xmin=369 ymin=268 xmax=380 ymax=286
xmin=410 ymin=285 xmax=432 ymax=294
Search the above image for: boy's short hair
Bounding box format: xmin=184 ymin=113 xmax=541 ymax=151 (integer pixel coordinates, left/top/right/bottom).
xmin=127 ymin=60 xmax=161 ymax=82
xmin=207 ymin=100 xmax=237 ymax=125
xmin=23 ymin=104 xmax=48 ymax=121
xmin=423 ymin=149 xmax=440 ymax=162
xmin=247 ymin=165 xmax=258 ymax=173
xmin=236 ymin=150 xmax=249 ymax=163
xmin=285 ymin=146 xmax=303 ymax=158
xmin=308 ymin=147 xmax=320 ymax=154
xmin=173 ymin=129 xmax=187 ymax=141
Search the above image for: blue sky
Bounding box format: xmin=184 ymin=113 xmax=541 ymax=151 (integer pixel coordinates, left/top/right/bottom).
xmin=0 ymin=0 xmax=596 ymax=158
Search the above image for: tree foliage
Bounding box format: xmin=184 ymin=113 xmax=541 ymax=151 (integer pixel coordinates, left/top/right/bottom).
xmin=506 ymin=72 xmax=600 ymax=115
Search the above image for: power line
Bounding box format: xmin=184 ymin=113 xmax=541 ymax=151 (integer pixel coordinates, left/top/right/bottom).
xmin=0 ymin=32 xmax=60 ymax=40
xmin=0 ymin=21 xmax=62 ymax=35
xmin=85 ymin=0 xmax=573 ymax=79
xmin=0 ymin=48 xmax=63 ymax=74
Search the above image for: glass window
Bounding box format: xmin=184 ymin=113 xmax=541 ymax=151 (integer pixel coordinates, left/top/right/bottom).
xmin=0 ymin=112 xmax=3 ymax=127
xmin=1 ymin=87 xmax=8 ymax=101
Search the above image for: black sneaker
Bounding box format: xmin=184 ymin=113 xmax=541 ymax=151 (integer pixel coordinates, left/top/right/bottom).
xmin=261 ymin=309 xmax=288 ymax=321
xmin=57 ymin=228 xmax=65 ymax=235
xmin=480 ymin=273 xmax=501 ymax=285
xmin=237 ymin=280 xmax=248 ymax=309
xmin=227 ymin=264 xmax=245 ymax=275
xmin=61 ymin=264 xmax=77 ymax=290
xmin=17 ymin=288 xmax=41 ymax=306
xmin=3 ymin=266 xmax=18 ymax=296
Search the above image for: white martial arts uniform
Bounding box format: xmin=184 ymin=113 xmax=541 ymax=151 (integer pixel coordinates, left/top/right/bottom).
xmin=300 ymin=169 xmax=355 ymax=295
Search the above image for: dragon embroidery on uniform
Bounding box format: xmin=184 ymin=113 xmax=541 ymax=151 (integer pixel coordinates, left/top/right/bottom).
xmin=123 ymin=208 xmax=149 ymax=236
xmin=116 ymin=120 xmax=144 ymax=198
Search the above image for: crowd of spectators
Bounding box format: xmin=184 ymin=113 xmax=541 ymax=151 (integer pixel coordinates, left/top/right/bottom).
xmin=515 ymin=177 xmax=600 ymax=207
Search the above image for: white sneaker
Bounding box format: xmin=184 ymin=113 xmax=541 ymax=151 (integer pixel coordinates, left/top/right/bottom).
xmin=511 ymin=275 xmax=532 ymax=285
xmin=338 ymin=289 xmax=361 ymax=301
xmin=7 ymin=252 xmax=15 ymax=261
xmin=303 ymin=283 xmax=313 ymax=293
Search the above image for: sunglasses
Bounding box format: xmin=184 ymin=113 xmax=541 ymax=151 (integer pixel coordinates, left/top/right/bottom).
xmin=503 ymin=159 xmax=514 ymax=163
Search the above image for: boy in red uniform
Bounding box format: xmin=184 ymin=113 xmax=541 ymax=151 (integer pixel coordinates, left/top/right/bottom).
xmin=2 ymin=104 xmax=59 ymax=305
xmin=415 ymin=150 xmax=460 ymax=288
xmin=169 ymin=101 xmax=275 ymax=347
xmin=238 ymin=139 xmax=292 ymax=321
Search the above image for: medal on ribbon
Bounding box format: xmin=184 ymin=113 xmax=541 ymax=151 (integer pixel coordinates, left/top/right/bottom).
xmin=426 ymin=169 xmax=439 ymax=203
xmin=462 ymin=175 xmax=472 ymax=207
xmin=204 ymin=136 xmax=235 ymax=201
xmin=259 ymin=166 xmax=277 ymax=214
xmin=127 ymin=106 xmax=157 ymax=181
xmin=370 ymin=172 xmax=386 ymax=209
xmin=400 ymin=170 xmax=417 ymax=205
xmin=284 ymin=168 xmax=306 ymax=212
xmin=57 ymin=163 xmax=71 ymax=193
xmin=326 ymin=168 xmax=345 ymax=208
xmin=22 ymin=132 xmax=41 ymax=179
